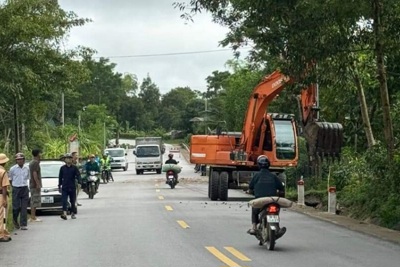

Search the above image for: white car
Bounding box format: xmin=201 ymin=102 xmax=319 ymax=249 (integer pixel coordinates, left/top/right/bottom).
xmin=104 ymin=148 xmax=128 ymax=171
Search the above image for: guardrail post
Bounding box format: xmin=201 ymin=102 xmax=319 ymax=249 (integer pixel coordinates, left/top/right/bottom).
xmin=297 ymin=177 xmax=305 ymax=206
xmin=328 ymin=186 xmax=337 ymax=214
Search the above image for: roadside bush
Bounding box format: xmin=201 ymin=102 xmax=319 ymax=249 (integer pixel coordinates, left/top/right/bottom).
xmin=334 ymin=143 xmax=400 ymax=229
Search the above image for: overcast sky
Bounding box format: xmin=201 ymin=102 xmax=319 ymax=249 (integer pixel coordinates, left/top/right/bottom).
xmin=58 ymin=0 xmax=247 ymax=94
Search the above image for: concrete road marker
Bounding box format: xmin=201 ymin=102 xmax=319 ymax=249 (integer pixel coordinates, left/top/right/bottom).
xmin=158 ymin=196 xmax=164 ymax=200
xmin=165 ymin=205 xmax=173 ymax=211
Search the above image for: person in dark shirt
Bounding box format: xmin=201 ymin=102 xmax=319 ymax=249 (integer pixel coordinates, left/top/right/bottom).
xmin=247 ymin=155 xmax=285 ymax=237
xmin=58 ymin=153 xmax=81 ymax=220
xmin=165 ymin=154 xmax=178 ymax=164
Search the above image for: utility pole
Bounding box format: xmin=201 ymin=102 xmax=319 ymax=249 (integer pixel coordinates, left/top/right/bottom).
xmin=61 ymin=91 xmax=65 ymax=127
xmin=103 ymin=122 xmax=106 ymax=151
xmin=13 ymin=100 xmax=20 ymax=153
xmin=204 ymin=99 xmax=208 ymax=134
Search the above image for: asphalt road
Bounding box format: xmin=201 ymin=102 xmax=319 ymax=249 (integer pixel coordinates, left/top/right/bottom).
xmin=1 ymin=144 xmax=399 ymax=267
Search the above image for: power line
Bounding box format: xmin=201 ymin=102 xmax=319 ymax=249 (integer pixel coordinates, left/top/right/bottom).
xmin=92 ymin=47 xmax=251 ymax=59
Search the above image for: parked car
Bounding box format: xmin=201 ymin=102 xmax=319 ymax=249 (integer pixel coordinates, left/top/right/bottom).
xmin=28 ymin=160 xmax=76 ymax=214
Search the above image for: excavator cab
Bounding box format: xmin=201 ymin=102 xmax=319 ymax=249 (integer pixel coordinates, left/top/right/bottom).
xmin=253 ymin=113 xmax=298 ymax=167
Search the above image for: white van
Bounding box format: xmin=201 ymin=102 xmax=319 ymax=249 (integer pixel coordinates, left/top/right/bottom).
xmin=104 ymin=148 xmax=128 ymax=171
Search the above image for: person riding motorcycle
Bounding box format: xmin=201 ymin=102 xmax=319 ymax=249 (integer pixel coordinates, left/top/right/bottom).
xmin=247 ymin=155 xmax=286 ymax=238
xmin=100 ymin=153 xmax=113 ymax=182
xmin=164 ymin=154 xmax=179 ymax=184
xmin=165 ymin=154 xmax=178 ymax=164
xmin=84 ymin=154 xmax=101 ymax=192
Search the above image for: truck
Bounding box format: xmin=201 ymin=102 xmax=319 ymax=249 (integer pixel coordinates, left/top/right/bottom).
xmin=190 ymin=70 xmax=344 ymax=201
xmin=133 ymin=137 xmax=166 ymax=175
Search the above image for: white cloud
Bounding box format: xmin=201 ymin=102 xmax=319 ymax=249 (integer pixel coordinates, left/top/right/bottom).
xmin=58 ymin=0 xmax=247 ymax=94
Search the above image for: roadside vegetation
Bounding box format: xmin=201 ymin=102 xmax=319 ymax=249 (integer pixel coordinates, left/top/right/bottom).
xmin=1 ymin=0 xmax=399 ymax=230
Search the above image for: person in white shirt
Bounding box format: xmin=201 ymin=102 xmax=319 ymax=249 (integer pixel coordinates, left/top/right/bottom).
xmin=9 ymin=153 xmax=30 ymax=230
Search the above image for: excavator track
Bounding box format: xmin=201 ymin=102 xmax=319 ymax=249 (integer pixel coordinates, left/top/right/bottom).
xmin=303 ymin=121 xmax=344 ymax=162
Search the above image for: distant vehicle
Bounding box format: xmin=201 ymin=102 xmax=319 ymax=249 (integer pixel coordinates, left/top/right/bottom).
xmin=104 ymin=147 xmax=128 ymax=171
xmin=133 ymin=137 xmax=165 ymax=175
xmin=28 ymin=160 xmax=75 ymax=214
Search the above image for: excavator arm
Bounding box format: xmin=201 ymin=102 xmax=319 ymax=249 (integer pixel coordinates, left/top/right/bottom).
xmin=239 ymin=70 xmax=343 ymax=164
xmin=190 ymin=70 xmax=343 ymax=169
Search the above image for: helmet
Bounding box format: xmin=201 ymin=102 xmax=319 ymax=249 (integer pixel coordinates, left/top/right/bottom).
xmin=168 ymin=154 xmax=173 ymax=158
xmin=15 ymin=153 xmax=25 ymax=160
xmin=89 ymin=154 xmax=95 ymax=158
xmin=257 ymin=155 xmax=270 ymax=169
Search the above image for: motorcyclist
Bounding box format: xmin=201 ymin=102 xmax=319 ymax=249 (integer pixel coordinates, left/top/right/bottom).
xmin=100 ymin=153 xmax=113 ymax=182
xmin=164 ymin=154 xmax=179 ymax=184
xmin=247 ymin=155 xmax=286 ymax=238
xmin=84 ymin=154 xmax=101 ymax=192
xmin=165 ymin=154 xmax=178 ymax=164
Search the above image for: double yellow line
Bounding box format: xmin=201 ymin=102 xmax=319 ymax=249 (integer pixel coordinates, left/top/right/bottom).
xmin=206 ymin=246 xmax=251 ymax=267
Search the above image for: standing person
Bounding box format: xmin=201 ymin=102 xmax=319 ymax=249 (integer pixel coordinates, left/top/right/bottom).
xmin=29 ymin=148 xmax=42 ymax=222
xmin=9 ymin=153 xmax=29 ymax=230
xmin=71 ymin=152 xmax=82 ymax=207
xmin=0 ymin=153 xmax=11 ymax=242
xmin=58 ymin=153 xmax=81 ymax=220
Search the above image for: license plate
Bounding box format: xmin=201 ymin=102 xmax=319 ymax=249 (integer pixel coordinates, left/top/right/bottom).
xmin=267 ymin=215 xmax=280 ymax=223
xmin=168 ymin=175 xmax=174 ymax=178
xmin=41 ymin=196 xmax=54 ymax=204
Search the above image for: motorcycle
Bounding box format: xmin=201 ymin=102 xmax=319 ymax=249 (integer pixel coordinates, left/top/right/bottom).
xmin=166 ymin=170 xmax=178 ymax=189
xmin=83 ymin=171 xmax=99 ymax=199
xmin=101 ymin=168 xmax=113 ymax=183
xmin=254 ymin=201 xmax=286 ymax=250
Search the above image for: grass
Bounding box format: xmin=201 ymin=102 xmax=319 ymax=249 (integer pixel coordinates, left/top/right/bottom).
xmin=6 ymin=193 xmax=14 ymax=231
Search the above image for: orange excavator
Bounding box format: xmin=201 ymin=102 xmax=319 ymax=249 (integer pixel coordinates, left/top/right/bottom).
xmin=190 ymin=70 xmax=344 ymax=201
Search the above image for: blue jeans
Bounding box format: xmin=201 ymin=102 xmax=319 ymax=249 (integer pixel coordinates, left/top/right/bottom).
xmin=62 ymin=187 xmax=77 ymax=214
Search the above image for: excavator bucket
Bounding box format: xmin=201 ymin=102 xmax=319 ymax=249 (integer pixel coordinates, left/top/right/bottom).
xmin=303 ymin=121 xmax=344 ymax=162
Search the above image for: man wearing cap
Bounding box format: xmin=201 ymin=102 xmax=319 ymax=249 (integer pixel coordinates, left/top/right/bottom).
xmin=29 ymin=148 xmax=43 ymax=222
xmin=71 ymin=152 xmax=82 ymax=207
xmin=59 ymin=153 xmax=81 ymax=220
xmin=0 ymin=153 xmax=11 ymax=242
xmin=9 ymin=153 xmax=30 ymax=230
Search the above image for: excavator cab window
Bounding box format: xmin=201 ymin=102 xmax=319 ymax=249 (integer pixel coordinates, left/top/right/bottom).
xmin=262 ymin=120 xmax=272 ymax=151
xmin=273 ymin=119 xmax=296 ymax=160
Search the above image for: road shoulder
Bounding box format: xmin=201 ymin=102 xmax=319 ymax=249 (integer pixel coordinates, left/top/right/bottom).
xmin=290 ymin=203 xmax=400 ymax=245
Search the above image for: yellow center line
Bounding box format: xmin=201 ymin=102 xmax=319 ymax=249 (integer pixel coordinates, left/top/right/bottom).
xmin=177 ymin=220 xmax=190 ymax=229
xmin=158 ymin=196 xmax=164 ymax=200
xmin=205 ymin=247 xmax=241 ymax=267
xmin=156 ymin=189 xmax=160 ymax=193
xmin=165 ymin=205 xmax=173 ymax=211
xmin=224 ymin=247 xmax=251 ymax=262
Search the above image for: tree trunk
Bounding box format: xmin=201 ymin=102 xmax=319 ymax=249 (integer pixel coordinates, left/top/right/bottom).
xmin=373 ymin=0 xmax=394 ymax=159
xmin=13 ymin=100 xmax=20 ymax=153
xmin=21 ymin=122 xmax=26 ymax=150
xmin=350 ymin=61 xmax=376 ymax=148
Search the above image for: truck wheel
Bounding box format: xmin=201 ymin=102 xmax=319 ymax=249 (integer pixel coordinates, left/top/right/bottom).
xmin=219 ymin=171 xmax=229 ymax=201
xmin=156 ymin=169 xmax=162 ymax=174
xmin=210 ymin=171 xmax=220 ymax=201
xmin=208 ymin=168 xmax=212 ymax=198
xmin=136 ymin=170 xmax=140 ymax=175
xmin=123 ymin=167 xmax=126 ymax=171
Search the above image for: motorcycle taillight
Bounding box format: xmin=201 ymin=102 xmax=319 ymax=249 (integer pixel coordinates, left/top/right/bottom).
xmin=267 ymin=204 xmax=279 ymax=213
